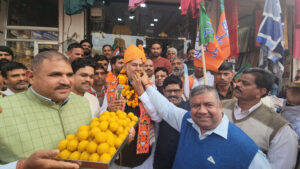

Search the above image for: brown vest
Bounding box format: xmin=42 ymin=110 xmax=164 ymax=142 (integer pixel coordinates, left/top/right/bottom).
xmin=222 ymin=99 xmax=288 ymax=152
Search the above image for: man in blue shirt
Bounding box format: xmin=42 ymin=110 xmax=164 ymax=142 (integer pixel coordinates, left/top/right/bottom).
xmin=139 ymin=74 xmax=271 ymax=168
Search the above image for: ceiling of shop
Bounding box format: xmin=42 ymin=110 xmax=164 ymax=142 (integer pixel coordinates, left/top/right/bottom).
xmin=102 ymin=1 xmax=187 ymax=37
xmin=100 ymin=0 xmax=294 ymax=37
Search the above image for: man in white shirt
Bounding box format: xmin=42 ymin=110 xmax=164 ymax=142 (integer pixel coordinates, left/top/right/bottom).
xmin=71 ymin=58 xmax=100 ymax=117
xmin=222 ymin=67 xmax=298 ymax=169
xmin=1 ymin=62 xmax=28 ymax=96
xmin=191 ymin=61 xmax=214 ymax=88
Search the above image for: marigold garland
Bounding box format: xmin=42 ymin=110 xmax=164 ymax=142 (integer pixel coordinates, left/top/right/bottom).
xmin=117 ymin=69 xmax=139 ymax=108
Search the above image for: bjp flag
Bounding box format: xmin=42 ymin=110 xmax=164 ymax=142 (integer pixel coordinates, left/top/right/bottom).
xmin=216 ymin=0 xmax=231 ymax=58
xmin=194 ymin=2 xmax=226 ymax=72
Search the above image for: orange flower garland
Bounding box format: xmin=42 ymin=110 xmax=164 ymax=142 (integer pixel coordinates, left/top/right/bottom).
xmin=117 ymin=69 xmax=139 ymax=108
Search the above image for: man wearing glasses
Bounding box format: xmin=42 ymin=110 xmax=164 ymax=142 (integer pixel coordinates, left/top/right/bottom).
xmin=154 ymin=75 xmax=190 ymax=169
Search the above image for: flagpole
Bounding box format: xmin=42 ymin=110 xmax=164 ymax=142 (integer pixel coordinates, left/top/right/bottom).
xmin=201 ymin=44 xmax=207 ymax=85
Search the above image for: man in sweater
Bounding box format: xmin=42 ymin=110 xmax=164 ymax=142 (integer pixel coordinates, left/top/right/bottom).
xmin=140 ymin=79 xmax=271 ymax=168
xmin=154 ymin=75 xmax=190 ymax=169
xmin=0 ymin=51 xmax=91 ymax=169
xmin=222 ymin=68 xmax=298 ymax=169
xmin=71 ymin=58 xmax=101 ymax=117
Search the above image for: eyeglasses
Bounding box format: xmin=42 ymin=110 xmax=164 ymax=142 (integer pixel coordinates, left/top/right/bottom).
xmin=155 ymin=75 xmax=166 ymax=79
xmin=165 ymin=89 xmax=181 ymax=94
xmin=0 ymin=53 xmax=11 ymax=56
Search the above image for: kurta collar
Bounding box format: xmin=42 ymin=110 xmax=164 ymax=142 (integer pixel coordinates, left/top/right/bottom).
xmin=29 ymin=87 xmax=70 ymax=107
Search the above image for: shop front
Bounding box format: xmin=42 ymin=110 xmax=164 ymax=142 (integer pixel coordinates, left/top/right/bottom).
xmin=0 ymin=0 xmax=299 ymax=81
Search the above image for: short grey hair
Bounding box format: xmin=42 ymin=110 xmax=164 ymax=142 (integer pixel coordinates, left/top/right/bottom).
xmin=190 ymin=85 xmax=220 ymax=103
xmin=167 ymin=48 xmax=177 ymax=55
xmin=31 ymin=51 xmax=70 ymax=71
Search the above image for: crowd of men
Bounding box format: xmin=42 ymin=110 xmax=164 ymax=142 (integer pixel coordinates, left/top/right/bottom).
xmin=0 ymin=40 xmax=300 ymax=169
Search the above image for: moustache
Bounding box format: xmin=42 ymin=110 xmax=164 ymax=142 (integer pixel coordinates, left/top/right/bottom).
xmin=218 ymin=80 xmax=227 ymax=83
xmin=82 ymin=81 xmax=91 ymax=86
xmin=234 ymin=86 xmax=242 ymax=93
xmin=84 ymin=51 xmax=91 ymax=55
xmin=16 ymin=80 xmax=28 ymax=85
xmin=167 ymin=96 xmax=179 ymax=100
xmin=55 ymin=85 xmax=71 ymax=90
xmin=194 ymin=114 xmax=212 ymax=119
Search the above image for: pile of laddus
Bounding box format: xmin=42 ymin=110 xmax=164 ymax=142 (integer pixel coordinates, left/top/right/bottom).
xmin=56 ymin=110 xmax=138 ymax=163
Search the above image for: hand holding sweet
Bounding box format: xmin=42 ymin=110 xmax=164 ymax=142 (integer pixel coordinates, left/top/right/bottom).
xmin=22 ymin=150 xmax=80 ymax=169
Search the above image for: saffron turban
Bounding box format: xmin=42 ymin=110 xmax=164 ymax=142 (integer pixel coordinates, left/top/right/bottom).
xmin=124 ymin=44 xmax=146 ymax=63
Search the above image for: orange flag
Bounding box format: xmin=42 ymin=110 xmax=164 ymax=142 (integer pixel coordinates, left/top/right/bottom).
xmin=194 ymin=35 xmax=226 ymax=72
xmin=194 ymin=0 xmax=230 ymax=72
xmin=216 ymin=0 xmax=231 ymax=58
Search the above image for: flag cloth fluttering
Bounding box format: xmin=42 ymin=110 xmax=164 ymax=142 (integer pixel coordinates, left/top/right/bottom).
xmin=216 ymin=0 xmax=231 ymax=58
xmin=256 ymin=0 xmax=284 ymax=63
xmin=194 ymin=1 xmax=229 ymax=72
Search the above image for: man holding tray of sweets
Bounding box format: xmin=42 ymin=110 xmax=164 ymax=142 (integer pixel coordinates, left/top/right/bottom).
xmin=140 ymin=79 xmax=272 ymax=168
xmin=110 ymin=44 xmax=160 ymax=169
xmin=0 ymin=51 xmax=93 ymax=169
